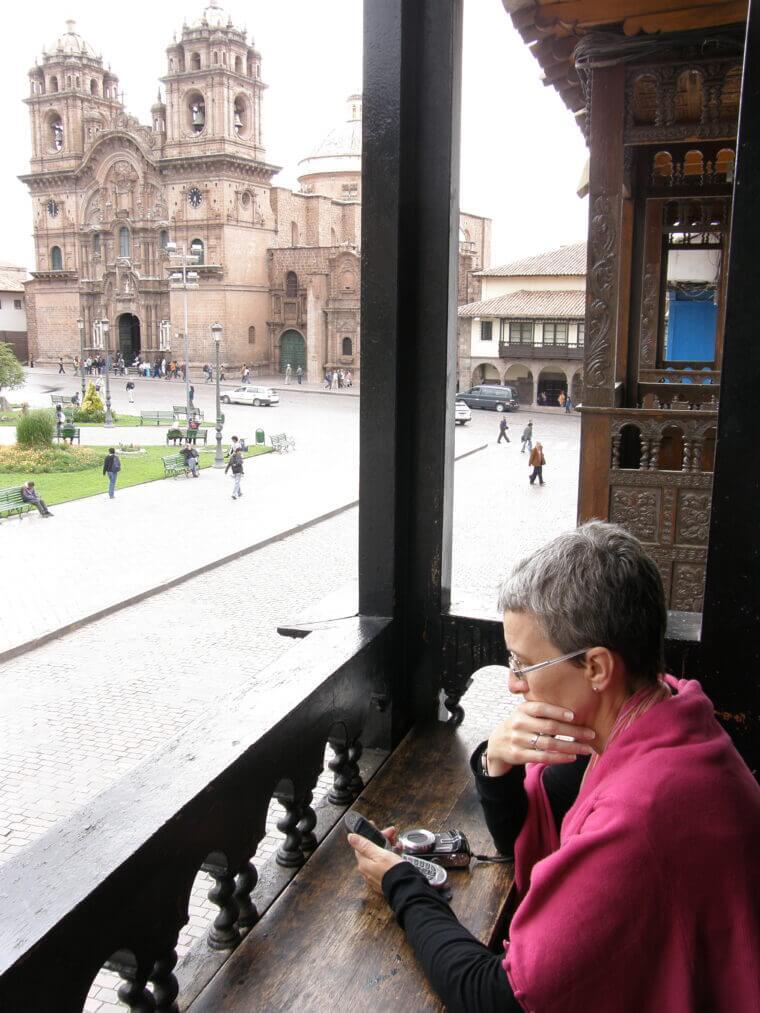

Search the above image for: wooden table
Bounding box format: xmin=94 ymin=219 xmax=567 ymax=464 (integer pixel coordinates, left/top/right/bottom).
xmin=190 ymin=690 xmax=514 ymax=1012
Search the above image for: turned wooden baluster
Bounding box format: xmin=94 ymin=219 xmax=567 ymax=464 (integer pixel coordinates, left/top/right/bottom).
xmin=275 ymin=790 xmax=305 ymax=868
xmin=115 ymin=962 xmax=156 ymax=1013
xmin=648 ymin=438 xmax=660 ymax=470
xmin=611 ymin=434 xmax=622 ymax=468
xmin=691 ymin=439 xmax=703 ymax=472
xmin=328 ymin=739 xmax=354 ymax=805
xmin=205 ymin=855 xmax=241 ymax=950
xmin=297 ymin=789 xmax=318 ymax=853
xmin=347 ymin=739 xmax=364 ymax=796
xmin=149 ymin=944 xmax=179 ymax=1013
xmin=234 ymin=859 xmax=259 ymax=931
xmin=640 ymin=438 xmax=652 ymax=470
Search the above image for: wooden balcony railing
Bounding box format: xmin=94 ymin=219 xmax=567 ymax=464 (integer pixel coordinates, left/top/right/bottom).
xmin=498 ymin=341 xmax=584 ymax=360
xmin=0 ymin=618 xmax=391 ymax=1012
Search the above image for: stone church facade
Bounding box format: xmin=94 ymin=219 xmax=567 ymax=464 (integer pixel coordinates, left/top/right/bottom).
xmin=22 ymin=4 xmax=490 ymax=383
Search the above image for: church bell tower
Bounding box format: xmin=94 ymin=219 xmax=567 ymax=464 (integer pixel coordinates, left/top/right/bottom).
xmin=161 ymin=0 xmax=266 ymax=161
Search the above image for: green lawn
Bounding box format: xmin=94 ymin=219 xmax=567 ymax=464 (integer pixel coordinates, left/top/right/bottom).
xmin=0 ymin=410 xmax=213 ymax=428
xmin=0 ymin=444 xmax=271 ymax=506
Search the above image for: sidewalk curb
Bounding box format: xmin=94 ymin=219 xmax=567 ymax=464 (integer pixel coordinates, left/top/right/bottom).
xmin=0 ymin=443 xmax=488 ymax=663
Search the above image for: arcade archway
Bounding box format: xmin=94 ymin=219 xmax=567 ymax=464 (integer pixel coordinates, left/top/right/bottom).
xmin=537 ymin=367 xmax=568 ymax=406
xmin=117 ymin=313 xmax=141 ymax=363
xmin=503 ymin=363 xmax=534 ymax=404
xmin=471 ymin=362 xmax=500 ymax=385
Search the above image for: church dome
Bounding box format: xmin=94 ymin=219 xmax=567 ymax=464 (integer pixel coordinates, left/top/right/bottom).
xmin=297 ymin=95 xmax=362 ymax=190
xmin=47 ymin=20 xmax=99 ymax=59
xmin=190 ymin=0 xmax=233 ymax=29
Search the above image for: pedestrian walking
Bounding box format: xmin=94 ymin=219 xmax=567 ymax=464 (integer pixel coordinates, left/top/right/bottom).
xmin=126 ymin=380 xmax=135 ymax=404
xmin=285 ymin=362 xmax=292 ymax=384
xmin=225 ymin=446 xmax=244 ymax=499
xmin=324 ymin=370 xmax=332 ymax=390
xmin=528 ymin=442 xmax=546 ymax=486
xmin=497 ymin=417 xmax=510 ymax=444
xmin=58 ymin=356 xmax=65 ymax=374
xmin=189 ymin=384 xmax=195 ymax=407
xmin=558 ymin=390 xmax=566 ymax=409
xmin=20 ymin=481 xmax=53 ymax=517
xmin=103 ymin=447 xmax=121 ymax=499
xmin=331 ymin=371 xmax=338 ymax=390
xmin=296 ymin=365 xmax=303 ymax=384
xmin=565 ymin=395 xmax=573 ymax=414
xmin=520 ymin=421 xmax=533 ymax=453
xmin=345 ymin=369 xmax=353 ymax=388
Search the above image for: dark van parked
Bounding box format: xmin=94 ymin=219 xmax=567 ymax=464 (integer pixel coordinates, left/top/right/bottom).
xmin=456 ymin=384 xmax=519 ymax=412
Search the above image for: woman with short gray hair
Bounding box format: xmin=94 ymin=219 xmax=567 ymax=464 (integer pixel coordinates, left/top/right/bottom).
xmin=349 ymin=521 xmax=760 ymax=1012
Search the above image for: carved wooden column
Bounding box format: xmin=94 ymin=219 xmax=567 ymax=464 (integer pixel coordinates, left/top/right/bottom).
xmin=578 ymin=63 xmax=626 ymax=526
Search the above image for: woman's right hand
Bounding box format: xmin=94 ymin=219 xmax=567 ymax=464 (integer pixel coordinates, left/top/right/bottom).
xmin=485 ymin=702 xmax=596 ymax=775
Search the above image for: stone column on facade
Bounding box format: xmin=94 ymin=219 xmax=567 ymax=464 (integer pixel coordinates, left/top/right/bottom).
xmin=306 ymin=275 xmax=327 ymax=384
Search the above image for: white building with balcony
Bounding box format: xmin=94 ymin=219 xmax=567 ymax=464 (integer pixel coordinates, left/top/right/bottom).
xmin=0 ymin=265 xmax=28 ymax=363
xmin=457 ymin=241 xmax=586 ymax=405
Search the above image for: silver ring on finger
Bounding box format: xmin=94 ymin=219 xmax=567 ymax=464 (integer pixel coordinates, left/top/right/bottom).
xmin=530 ymin=732 xmax=541 ymax=750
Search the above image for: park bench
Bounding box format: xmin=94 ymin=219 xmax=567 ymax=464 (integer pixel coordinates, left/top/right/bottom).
xmin=173 ymin=405 xmax=205 ymax=421
xmin=53 ymin=425 xmax=81 ymax=444
xmin=0 ymin=487 xmax=35 ymax=519
xmin=165 ymin=428 xmax=208 ymax=446
xmin=270 ymin=432 xmax=295 ymax=453
xmin=140 ymin=410 xmax=175 ymax=426
xmin=161 ymin=453 xmax=191 ymax=479
xmin=50 ymin=395 xmax=75 ymax=407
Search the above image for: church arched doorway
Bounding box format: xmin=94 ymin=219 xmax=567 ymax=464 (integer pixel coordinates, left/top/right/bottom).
xmin=118 ymin=313 xmax=141 ymax=363
xmin=279 ymin=328 xmax=306 ymax=374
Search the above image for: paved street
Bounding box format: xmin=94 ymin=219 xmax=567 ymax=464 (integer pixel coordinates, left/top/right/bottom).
xmin=0 ymin=374 xmax=579 ymax=1009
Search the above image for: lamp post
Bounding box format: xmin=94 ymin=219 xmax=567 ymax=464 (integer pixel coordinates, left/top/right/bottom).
xmin=166 ymin=241 xmax=202 ymax=419
xmin=211 ymin=322 xmax=224 ymax=468
xmin=77 ymin=317 xmax=86 ymax=400
xmin=101 ymin=318 xmax=114 ymax=427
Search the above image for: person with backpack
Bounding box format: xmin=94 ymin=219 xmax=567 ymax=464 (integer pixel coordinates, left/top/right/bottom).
xmin=497 ymin=417 xmax=510 ymax=444
xmin=225 ymin=446 xmax=244 ymax=499
xmin=103 ymin=447 xmax=121 ymax=499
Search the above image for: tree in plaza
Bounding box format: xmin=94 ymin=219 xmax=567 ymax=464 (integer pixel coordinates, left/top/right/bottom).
xmin=80 ymin=382 xmax=105 ymax=414
xmin=0 ymin=342 xmax=24 ymax=393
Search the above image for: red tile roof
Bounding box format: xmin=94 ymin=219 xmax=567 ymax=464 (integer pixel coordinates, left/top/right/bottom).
xmin=458 ymin=289 xmax=586 ymax=319
xmin=475 ymin=241 xmax=587 ymax=278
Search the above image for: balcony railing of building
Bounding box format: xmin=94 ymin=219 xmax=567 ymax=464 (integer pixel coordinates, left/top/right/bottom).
xmin=498 ymin=340 xmax=584 ymax=360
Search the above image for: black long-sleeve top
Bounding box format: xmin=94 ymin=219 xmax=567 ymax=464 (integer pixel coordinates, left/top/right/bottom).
xmin=381 ymin=745 xmax=588 ymax=1012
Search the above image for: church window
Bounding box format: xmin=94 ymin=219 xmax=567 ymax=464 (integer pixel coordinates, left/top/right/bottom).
xmin=169 ymin=58 xmax=175 ymax=72
xmin=76 ymin=77 xmax=80 ymax=89
xmin=66 ymin=76 xmax=72 ymax=89
xmin=235 ymin=56 xmax=242 ymax=73
xmin=342 ymin=337 xmax=353 ymax=357
xmin=331 ymin=228 xmax=338 ymax=245
xmin=191 ymin=239 xmax=204 ymax=265
xmin=291 ymin=222 xmax=299 ymax=246
xmin=234 ymin=97 xmax=248 ymax=137
xmin=93 ymin=233 xmax=101 ymax=256
xmin=213 ymin=52 xmax=219 ymax=65
xmin=48 ymin=114 xmax=64 ymax=152
xmin=248 ymin=325 xmax=256 ymax=344
xmin=160 ymin=230 xmax=169 ymax=250
xmin=119 ymin=227 xmax=131 ymax=259
xmin=50 ymin=246 xmax=63 ymax=271
xmin=90 ymin=79 xmax=98 ymax=96
xmin=286 ymin=271 xmax=298 ymax=297
xmin=50 ymin=76 xmax=58 ymax=93
xmin=190 ymin=52 xmax=201 ymax=71
xmin=247 ymin=57 xmax=254 ymax=77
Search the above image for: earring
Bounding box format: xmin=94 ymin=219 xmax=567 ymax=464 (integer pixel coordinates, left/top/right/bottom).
xmin=592 ymin=685 xmax=600 ymax=693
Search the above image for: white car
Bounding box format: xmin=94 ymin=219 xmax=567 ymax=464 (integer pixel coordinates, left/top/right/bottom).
xmin=455 ymin=400 xmax=472 ymax=425
xmin=221 ymin=385 xmax=279 ymax=407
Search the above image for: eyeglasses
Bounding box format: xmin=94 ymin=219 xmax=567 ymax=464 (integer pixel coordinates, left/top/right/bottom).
xmin=507 ymin=648 xmax=591 ymax=682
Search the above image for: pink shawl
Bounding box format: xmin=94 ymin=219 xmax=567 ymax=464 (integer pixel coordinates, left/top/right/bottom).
xmin=502 ymin=677 xmax=760 ymax=1012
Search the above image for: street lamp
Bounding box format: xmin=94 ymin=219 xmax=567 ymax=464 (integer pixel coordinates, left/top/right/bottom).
xmin=211 ymin=322 xmax=224 ymax=468
xmin=77 ymin=317 xmax=86 ymax=400
xmin=166 ymin=240 xmax=202 ymax=419
xmin=101 ymin=318 xmax=114 ymax=427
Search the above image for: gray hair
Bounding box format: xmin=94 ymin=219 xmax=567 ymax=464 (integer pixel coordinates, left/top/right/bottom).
xmin=497 ymin=521 xmax=666 ymax=683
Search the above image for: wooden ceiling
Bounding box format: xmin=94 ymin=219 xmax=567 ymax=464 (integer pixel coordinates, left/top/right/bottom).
xmin=502 ymin=0 xmax=747 ymax=118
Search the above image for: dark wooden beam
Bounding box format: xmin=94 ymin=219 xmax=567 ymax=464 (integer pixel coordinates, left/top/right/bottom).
xmin=701 ymin=0 xmax=760 ymax=766
xmin=359 ymin=0 xmax=462 ymax=738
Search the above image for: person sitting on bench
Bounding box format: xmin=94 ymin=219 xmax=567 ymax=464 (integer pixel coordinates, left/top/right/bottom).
xmin=348 ymin=521 xmax=760 ymax=1012
xmin=21 ymin=481 xmax=53 ymax=517
xmin=180 ymin=441 xmax=200 ymax=477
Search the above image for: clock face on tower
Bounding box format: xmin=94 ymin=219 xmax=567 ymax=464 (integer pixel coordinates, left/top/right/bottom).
xmin=187 ymin=187 xmax=203 ymax=208
xmin=47 ymin=199 xmax=59 ymax=218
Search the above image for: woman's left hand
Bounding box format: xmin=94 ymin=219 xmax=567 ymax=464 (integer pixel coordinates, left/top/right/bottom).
xmin=348 ymin=827 xmax=403 ymax=894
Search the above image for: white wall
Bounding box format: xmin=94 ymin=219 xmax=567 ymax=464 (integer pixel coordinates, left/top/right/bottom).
xmin=469 ymin=317 xmax=584 ymax=355
xmin=480 ymin=273 xmax=586 ymax=300
xmin=0 ymin=291 xmax=26 ymax=331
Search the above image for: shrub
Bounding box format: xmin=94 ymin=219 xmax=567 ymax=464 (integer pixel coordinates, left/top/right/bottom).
xmin=16 ymin=408 xmax=54 ymax=447
xmin=81 ymin=382 xmax=104 ymax=414
xmin=0 ymin=343 xmax=24 ymax=391
xmin=73 ymin=407 xmax=105 ymax=423
xmin=0 ymin=445 xmax=101 ymax=473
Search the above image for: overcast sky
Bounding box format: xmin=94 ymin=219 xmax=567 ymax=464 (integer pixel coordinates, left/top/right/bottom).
xmin=0 ymin=0 xmax=589 ymax=272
